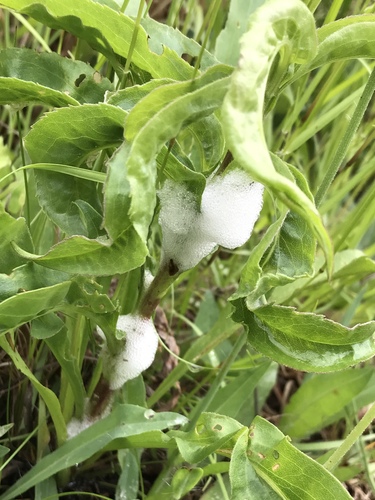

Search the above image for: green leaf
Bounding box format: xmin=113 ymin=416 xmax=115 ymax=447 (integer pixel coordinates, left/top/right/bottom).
xmin=14 ymin=225 xmax=147 ymax=276
xmin=292 ymin=15 xmax=375 ymax=81
xmin=171 ymin=412 xmax=244 ymax=463
xmin=124 ymin=65 xmax=231 ymax=239
xmin=0 ymin=48 xmax=112 ymax=107
xmin=234 ymin=159 xmax=316 ymax=305
xmin=230 ymin=429 xmax=280 ymax=500
xmin=30 ymin=312 xmax=65 ymax=339
xmin=24 ymin=103 xmax=125 ymax=235
xmin=0 ymin=205 xmax=33 ymax=274
xmin=183 ymin=114 xmax=225 ymax=170
xmin=215 ymin=0 xmax=266 ymax=66
xmin=221 ymin=0 xmax=333 ymax=270
xmin=0 ymin=0 xmax=194 ymax=80
xmin=0 ymin=262 xmax=70 ymax=302
xmin=248 ymin=416 xmax=351 ymax=499
xmin=25 ymin=104 xmax=125 ymax=165
xmin=0 ymin=404 xmax=188 ymax=500
xmin=279 ymin=367 xmax=373 ymax=438
xmin=0 ymin=336 xmax=67 ymax=447
xmin=107 ymin=79 xmax=174 ymax=111
xmin=0 ymin=281 xmax=71 ymax=334
xmin=232 ymin=302 xmax=375 ymax=372
xmin=171 ymin=468 xmax=204 ymax=499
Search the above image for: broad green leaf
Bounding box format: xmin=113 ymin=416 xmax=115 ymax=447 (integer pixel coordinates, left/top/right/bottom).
xmin=0 ymin=48 xmax=112 ymax=107
xmin=0 ymin=0 xmax=193 ymax=80
xmin=221 ymin=0 xmax=333 ymax=269
xmin=30 ymin=312 xmax=65 ymax=339
xmin=230 ymin=429 xmax=281 ymax=499
xmin=234 ymin=159 xmax=316 ymax=305
xmin=292 ymin=15 xmax=375 ymax=81
xmin=0 ymin=205 xmax=33 ymax=274
xmin=14 ymin=225 xmax=147 ymax=276
xmin=0 ymin=336 xmax=66 ymax=447
xmin=171 ymin=412 xmax=243 ymax=463
xmin=0 ymin=404 xmax=188 ymax=500
xmin=25 ymin=103 xmax=125 ymax=235
xmin=0 ymin=262 xmax=69 ymax=302
xmin=215 ymin=0 xmax=266 ymax=66
xmin=124 ymin=65 xmax=231 ymax=239
xmin=25 ymin=104 xmax=125 ymax=165
xmin=0 ymin=281 xmax=71 ymax=334
xmin=232 ymin=301 xmax=375 ymax=372
xmin=279 ymin=368 xmax=373 ymax=438
xmin=248 ymin=416 xmax=351 ymax=499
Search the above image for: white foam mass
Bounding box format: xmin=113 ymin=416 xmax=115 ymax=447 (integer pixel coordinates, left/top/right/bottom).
xmin=101 ymin=314 xmax=159 ymax=390
xmin=158 ymin=169 xmax=264 ymax=271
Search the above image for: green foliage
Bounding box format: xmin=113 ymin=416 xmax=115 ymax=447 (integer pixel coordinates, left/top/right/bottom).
xmin=0 ymin=0 xmax=375 ymax=497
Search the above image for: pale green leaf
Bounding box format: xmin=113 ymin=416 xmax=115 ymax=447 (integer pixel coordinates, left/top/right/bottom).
xmin=221 ymin=0 xmax=333 ymax=269
xmin=279 ymin=368 xmax=373 ymax=438
xmin=171 ymin=412 xmax=243 ymax=463
xmin=232 ymin=301 xmax=375 ymax=372
xmin=248 ymin=416 xmax=351 ymax=499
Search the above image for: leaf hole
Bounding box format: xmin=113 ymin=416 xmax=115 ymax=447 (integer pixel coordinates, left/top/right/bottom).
xmin=75 ymin=74 xmax=86 ymax=87
xmin=196 ymin=423 xmax=205 ymax=435
xmin=213 ymin=423 xmax=223 ymax=431
xmin=144 ymin=409 xmax=155 ymax=419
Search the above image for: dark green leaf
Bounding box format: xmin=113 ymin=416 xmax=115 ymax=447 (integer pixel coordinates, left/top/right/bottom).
xmin=0 ymin=281 xmax=71 ymax=334
xmin=30 ymin=312 xmax=65 ymax=339
xmin=0 ymin=48 xmax=112 ymax=107
xmin=25 ymin=104 xmax=125 ymax=235
xmin=14 ymin=226 xmax=147 ymax=276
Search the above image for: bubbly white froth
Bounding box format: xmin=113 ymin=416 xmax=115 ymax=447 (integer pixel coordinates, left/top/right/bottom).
xmin=158 ymin=169 xmax=264 ymax=271
xmin=100 ymin=314 xmax=159 ymax=390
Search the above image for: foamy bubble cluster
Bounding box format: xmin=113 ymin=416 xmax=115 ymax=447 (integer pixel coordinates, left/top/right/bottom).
xmin=99 ymin=314 xmax=159 ymax=390
xmin=158 ymin=169 xmax=264 ymax=271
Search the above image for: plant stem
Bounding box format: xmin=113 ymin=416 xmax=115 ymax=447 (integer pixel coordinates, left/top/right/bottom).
xmin=17 ymin=111 xmax=30 ymax=226
xmin=138 ymin=261 xmax=179 ymax=318
xmin=324 ymin=403 xmax=375 ymax=471
xmin=315 ymin=65 xmax=375 ymax=207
